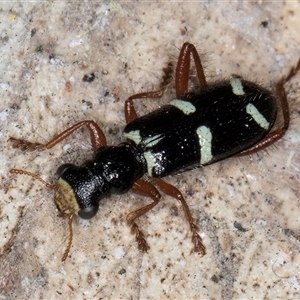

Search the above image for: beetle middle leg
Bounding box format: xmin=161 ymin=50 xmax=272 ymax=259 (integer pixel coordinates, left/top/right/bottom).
xmin=175 ymin=42 xmax=207 ymax=97
xmin=125 ymin=43 xmax=207 ymax=254
xmin=125 ymin=90 xmax=165 ymax=123
xmin=125 ymin=86 xmax=207 ymax=253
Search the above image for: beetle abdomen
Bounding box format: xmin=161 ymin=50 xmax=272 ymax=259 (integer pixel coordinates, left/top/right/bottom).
xmin=124 ymin=77 xmax=277 ymax=177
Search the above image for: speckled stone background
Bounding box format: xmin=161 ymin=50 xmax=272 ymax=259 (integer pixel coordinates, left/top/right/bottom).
xmin=1 ymin=2 xmax=300 ymax=299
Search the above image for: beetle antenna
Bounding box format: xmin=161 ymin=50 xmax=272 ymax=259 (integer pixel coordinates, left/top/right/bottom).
xmin=10 ymin=168 xmax=74 ymax=261
xmin=10 ymin=168 xmax=57 ymax=190
xmin=62 ymin=214 xmax=74 ymax=262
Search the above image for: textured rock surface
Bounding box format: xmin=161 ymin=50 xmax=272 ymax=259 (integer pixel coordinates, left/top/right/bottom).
xmin=1 ymin=2 xmax=300 ymax=299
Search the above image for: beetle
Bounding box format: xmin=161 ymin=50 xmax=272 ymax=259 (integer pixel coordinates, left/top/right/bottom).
xmin=9 ymin=43 xmax=300 ymax=261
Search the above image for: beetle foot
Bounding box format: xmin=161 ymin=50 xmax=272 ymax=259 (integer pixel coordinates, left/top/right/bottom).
xmin=131 ymin=222 xmax=150 ymax=252
xmin=192 ymin=231 xmax=206 ymax=257
xmin=188 ymin=222 xmax=206 ymax=256
xmin=8 ymin=137 xmax=45 ymax=151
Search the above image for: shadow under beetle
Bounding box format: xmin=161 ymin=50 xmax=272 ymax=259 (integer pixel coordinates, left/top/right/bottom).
xmin=9 ymin=43 xmax=300 ymax=261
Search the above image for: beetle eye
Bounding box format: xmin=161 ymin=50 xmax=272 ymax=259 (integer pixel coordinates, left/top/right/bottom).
xmin=78 ymin=206 xmax=99 ymax=219
xmin=56 ymin=163 xmax=73 ymax=177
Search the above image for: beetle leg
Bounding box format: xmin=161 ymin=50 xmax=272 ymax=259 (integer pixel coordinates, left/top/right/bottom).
xmin=9 ymin=120 xmax=107 ymax=151
xmin=127 ymin=178 xmax=161 ymax=252
xmin=124 ymin=89 xmax=165 ymax=123
xmin=239 ymin=60 xmax=300 ymax=155
xmin=124 ymin=42 xmax=208 ymax=123
xmin=153 ymin=178 xmax=206 ymax=256
xmin=175 ymin=42 xmax=207 ymax=98
xmin=129 ymin=177 xmax=206 ymax=255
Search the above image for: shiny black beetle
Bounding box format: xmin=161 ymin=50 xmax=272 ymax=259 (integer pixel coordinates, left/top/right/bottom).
xmin=10 ymin=43 xmax=300 ymax=260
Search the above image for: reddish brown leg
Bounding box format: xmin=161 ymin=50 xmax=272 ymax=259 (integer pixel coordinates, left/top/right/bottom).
xmin=153 ymin=178 xmax=206 ymax=256
xmin=9 ymin=120 xmax=107 ymax=151
xmin=127 ymin=179 xmax=161 ymax=251
xmin=125 ymin=89 xmax=165 ymax=123
xmin=239 ymin=60 xmax=300 ymax=155
xmin=125 ymin=43 xmax=207 ymax=123
xmin=176 ymin=42 xmax=207 ymax=98
xmin=129 ymin=178 xmax=206 ymax=255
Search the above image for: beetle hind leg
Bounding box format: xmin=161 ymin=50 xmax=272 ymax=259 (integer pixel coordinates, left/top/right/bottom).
xmin=239 ymin=59 xmax=300 ymax=155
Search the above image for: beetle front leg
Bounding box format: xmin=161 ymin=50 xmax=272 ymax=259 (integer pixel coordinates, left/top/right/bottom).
xmin=9 ymin=120 xmax=107 ymax=151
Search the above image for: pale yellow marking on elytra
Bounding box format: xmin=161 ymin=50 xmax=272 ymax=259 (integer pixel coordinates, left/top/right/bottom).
xmin=170 ymin=99 xmax=196 ymax=115
xmin=230 ymin=76 xmax=245 ymax=96
xmin=196 ymin=125 xmax=213 ymax=165
xmin=144 ymin=150 xmax=156 ymax=176
xmin=123 ymin=130 xmax=142 ymax=144
xmin=246 ymin=103 xmax=270 ymax=130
